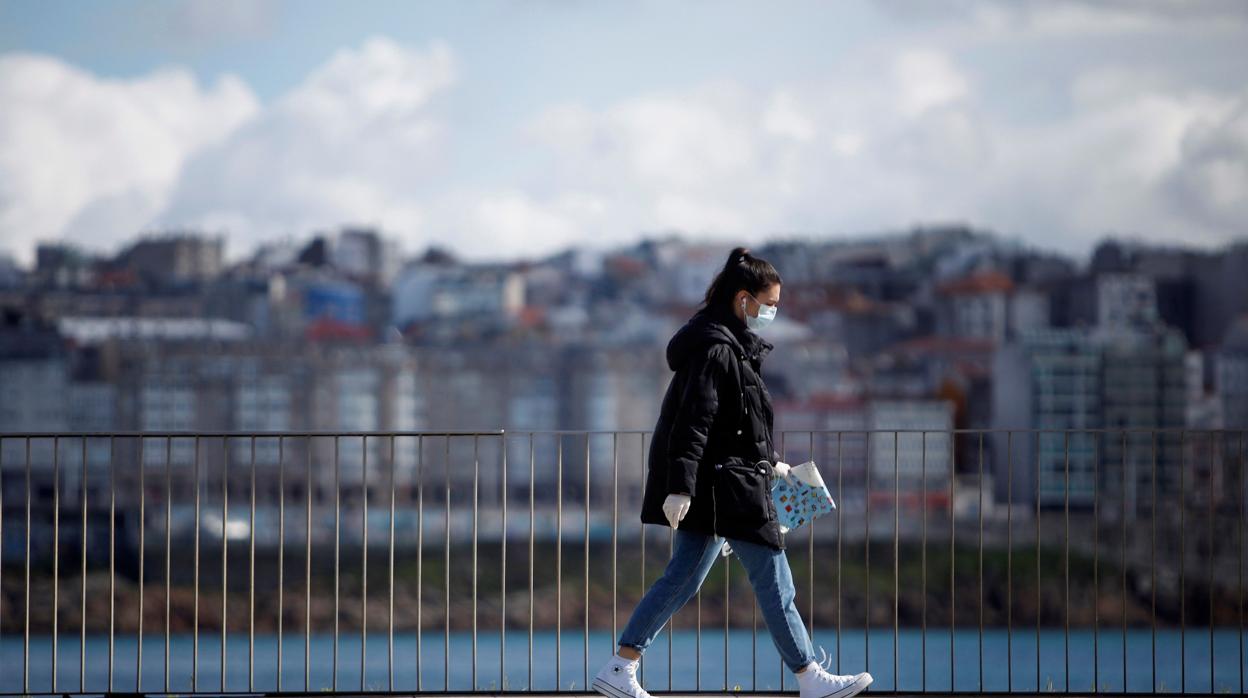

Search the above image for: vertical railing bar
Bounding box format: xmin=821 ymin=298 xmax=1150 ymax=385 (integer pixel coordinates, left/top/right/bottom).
xmin=949 ymin=429 xmax=956 ymax=691
xmin=417 ymin=435 xmax=426 ymax=692
xmin=668 ymin=526 xmax=674 ymax=691
xmin=472 ymin=434 xmax=479 ymax=690
xmin=249 ymin=435 xmax=256 ymax=692
xmin=1151 ymin=429 xmax=1158 ymax=693
xmin=836 ymin=431 xmax=842 ymax=676
xmin=1093 ymin=432 xmax=1101 ymax=693
xmin=333 ymin=434 xmax=341 ymax=692
xmin=52 ymin=435 xmax=59 ymax=693
xmin=165 ymin=435 xmax=174 ymax=693
xmin=922 ymin=430 xmax=928 ymax=692
xmin=528 ymin=434 xmax=535 ymax=690
xmin=895 ymin=429 xmax=901 ymax=692
xmin=0 ymin=442 xmax=5 ymax=688
xmin=79 ymin=436 xmax=88 ymax=693
xmin=696 ymin=506 xmax=707 ymax=687
xmin=1113 ymin=432 xmax=1123 ymax=694
xmin=192 ymin=436 xmax=200 ymax=692
xmin=1093 ymin=432 xmax=1103 ymax=694
xmin=978 ymin=431 xmax=984 ymax=693
xmin=388 ymin=436 xmax=396 ymax=693
xmin=639 ymin=432 xmax=647 ymax=689
xmin=0 ymin=439 xmax=4 ymax=691
xmin=1121 ymin=430 xmax=1128 ymax=694
xmin=1180 ymin=428 xmax=1186 ymax=693
xmin=443 ymin=436 xmax=450 ymax=691
xmin=780 ymin=430 xmax=790 ymax=691
xmin=304 ymin=436 xmax=313 ymax=692
xmin=278 ymin=436 xmax=286 ymax=692
xmin=108 ymin=435 xmax=116 ymax=692
xmin=1238 ymin=429 xmax=1245 ymax=696
xmin=1208 ymin=431 xmax=1215 ymax=693
xmin=1239 ymin=429 xmax=1245 ymax=696
xmin=865 ymin=430 xmax=871 ymax=686
xmin=584 ymin=433 xmax=591 ymax=691
xmin=501 ymin=433 xmax=508 ymax=691
xmin=361 ymin=435 xmax=369 ymax=692
xmin=220 ymin=435 xmax=228 ymax=692
xmin=1006 ymin=430 xmax=1013 ymax=693
xmin=136 ymin=435 xmax=149 ymax=691
xmin=79 ymin=437 xmax=88 ymax=693
xmin=747 ymin=440 xmax=758 ymax=687
xmin=1035 ymin=429 xmax=1041 ymax=693
xmin=24 ymin=436 xmax=32 ymax=695
xmin=557 ymin=434 xmax=563 ymax=689
xmin=1063 ymin=429 xmax=1070 ymax=693
xmin=725 ymin=528 xmax=730 ymax=692
xmin=809 ymin=431 xmax=815 ymax=648
xmin=612 ymin=433 xmax=619 ymax=662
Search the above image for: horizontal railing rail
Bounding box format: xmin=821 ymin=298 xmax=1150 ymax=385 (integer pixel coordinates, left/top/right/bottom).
xmin=0 ymin=429 xmax=1243 ymax=696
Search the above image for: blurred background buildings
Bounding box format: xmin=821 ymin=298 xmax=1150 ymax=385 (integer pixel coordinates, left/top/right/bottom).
xmin=2 ymin=226 xmax=1246 ymax=537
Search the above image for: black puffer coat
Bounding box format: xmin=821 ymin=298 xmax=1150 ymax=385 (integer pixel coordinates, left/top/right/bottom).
xmin=640 ymin=301 xmax=785 ymax=550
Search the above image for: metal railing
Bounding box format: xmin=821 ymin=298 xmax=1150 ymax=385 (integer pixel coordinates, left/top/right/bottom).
xmin=0 ymin=428 xmax=1243 ymax=695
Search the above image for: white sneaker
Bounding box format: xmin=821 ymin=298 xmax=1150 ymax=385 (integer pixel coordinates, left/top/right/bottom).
xmin=795 ymin=651 xmax=873 ymax=698
xmin=592 ymin=653 xmax=651 ymax=698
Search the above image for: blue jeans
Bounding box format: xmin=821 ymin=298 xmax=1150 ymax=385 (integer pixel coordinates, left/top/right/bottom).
xmin=617 ymin=528 xmax=816 ymax=673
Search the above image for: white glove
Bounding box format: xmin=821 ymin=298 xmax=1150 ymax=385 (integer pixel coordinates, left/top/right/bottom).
xmin=771 ymin=460 xmax=794 ymax=484
xmin=662 ymin=493 xmax=691 ymax=529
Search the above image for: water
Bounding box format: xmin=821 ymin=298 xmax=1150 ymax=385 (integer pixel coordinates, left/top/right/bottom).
xmin=1 ymin=628 xmax=1245 ymax=693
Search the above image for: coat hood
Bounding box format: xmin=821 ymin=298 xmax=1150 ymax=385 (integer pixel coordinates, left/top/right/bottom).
xmin=665 ymin=303 xmax=775 ymax=371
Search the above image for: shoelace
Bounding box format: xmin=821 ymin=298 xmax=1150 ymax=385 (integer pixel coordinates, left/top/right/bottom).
xmin=815 ymin=644 xmax=835 ymax=673
xmin=802 ymin=644 xmax=836 ymax=681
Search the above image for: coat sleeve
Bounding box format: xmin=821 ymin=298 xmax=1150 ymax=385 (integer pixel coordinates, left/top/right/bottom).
xmin=666 ymin=343 xmax=730 ymax=496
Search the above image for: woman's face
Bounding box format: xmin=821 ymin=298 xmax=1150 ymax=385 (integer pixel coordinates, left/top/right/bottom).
xmin=733 ymin=283 xmax=780 ymax=323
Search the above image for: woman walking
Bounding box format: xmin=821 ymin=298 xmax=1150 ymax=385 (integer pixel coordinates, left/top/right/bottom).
xmin=591 ymin=247 xmax=872 ymax=698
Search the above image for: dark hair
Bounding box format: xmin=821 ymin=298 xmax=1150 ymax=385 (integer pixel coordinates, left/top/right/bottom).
xmin=699 ymin=246 xmax=782 ymax=311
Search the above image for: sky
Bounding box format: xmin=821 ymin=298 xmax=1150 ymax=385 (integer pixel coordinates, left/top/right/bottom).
xmin=0 ymin=0 xmax=1246 ymax=267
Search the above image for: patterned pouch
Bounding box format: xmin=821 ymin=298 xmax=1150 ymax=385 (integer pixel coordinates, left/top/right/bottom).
xmin=769 ymin=460 xmax=836 ymax=534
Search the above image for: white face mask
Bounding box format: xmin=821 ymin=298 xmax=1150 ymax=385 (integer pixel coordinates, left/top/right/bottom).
xmin=741 ymin=292 xmax=777 ymax=331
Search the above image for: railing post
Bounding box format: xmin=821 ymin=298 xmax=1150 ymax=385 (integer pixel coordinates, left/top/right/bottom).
xmin=361 ymin=435 xmax=369 ymax=692
xmin=192 ymin=436 xmax=201 ymax=691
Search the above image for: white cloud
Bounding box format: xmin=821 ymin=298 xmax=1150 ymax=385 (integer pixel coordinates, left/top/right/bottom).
xmin=892 ymin=49 xmax=969 ymax=117
xmin=0 ymin=53 xmax=258 ymax=265
xmin=155 ymin=36 xmax=456 ymax=260
xmin=762 ymin=90 xmax=816 ymax=143
xmin=1162 ymin=97 xmax=1248 ymax=233
xmin=510 ymin=45 xmax=1245 ymax=256
xmin=510 ymin=48 xmax=989 ymax=248
xmin=472 ymin=191 xmax=606 ymax=257
xmin=2 ymin=24 xmax=1245 ymax=269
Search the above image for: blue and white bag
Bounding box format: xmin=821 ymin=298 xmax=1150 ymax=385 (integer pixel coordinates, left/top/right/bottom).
xmin=770 ymin=459 xmax=836 ymax=534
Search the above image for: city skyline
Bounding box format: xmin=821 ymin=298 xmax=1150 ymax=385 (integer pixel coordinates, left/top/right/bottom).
xmin=2 ymin=0 xmax=1246 ymax=268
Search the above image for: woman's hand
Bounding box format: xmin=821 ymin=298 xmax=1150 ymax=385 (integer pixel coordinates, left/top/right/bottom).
xmin=771 ymin=460 xmax=795 ymax=485
xmin=662 ymin=493 xmax=691 ymax=529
